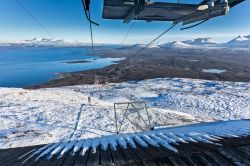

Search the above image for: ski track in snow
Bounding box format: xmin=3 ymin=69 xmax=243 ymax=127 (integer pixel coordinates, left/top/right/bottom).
xmin=0 ymin=77 xmax=250 ymax=148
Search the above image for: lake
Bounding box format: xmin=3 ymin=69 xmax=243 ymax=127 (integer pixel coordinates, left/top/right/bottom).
xmin=0 ymin=46 xmax=121 ymax=87
xmin=202 ymin=69 xmax=226 ymax=74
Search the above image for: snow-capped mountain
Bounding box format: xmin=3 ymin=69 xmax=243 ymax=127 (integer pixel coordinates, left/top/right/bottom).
xmin=22 ymin=38 xmax=85 ymax=47
xmin=160 ymin=36 xmax=250 ymax=49
xmin=160 ymin=37 xmax=218 ymax=49
xmin=23 ymin=38 xmax=63 ymax=43
xmin=160 ymin=41 xmax=193 ymax=49
xmin=119 ymin=43 xmax=160 ymax=49
xmin=1 ymin=35 xmax=250 ymax=49
xmin=0 ymin=38 xmax=85 ymax=47
xmin=226 ymin=35 xmax=250 ymax=47
xmin=183 ymin=37 xmax=218 ymax=46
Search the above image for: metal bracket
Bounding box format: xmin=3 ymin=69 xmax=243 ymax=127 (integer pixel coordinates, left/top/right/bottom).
xmin=124 ymin=0 xmax=146 ymax=23
xmin=174 ymin=0 xmax=229 ymax=25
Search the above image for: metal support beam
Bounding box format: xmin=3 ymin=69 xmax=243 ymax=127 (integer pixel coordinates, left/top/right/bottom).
xmin=124 ymin=7 xmax=136 ymax=23
xmin=174 ymin=1 xmax=229 ymax=25
xmin=114 ymin=101 xmax=152 ymax=134
xmin=124 ymin=0 xmax=145 ymax=23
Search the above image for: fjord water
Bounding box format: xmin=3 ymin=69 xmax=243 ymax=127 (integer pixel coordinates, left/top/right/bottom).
xmin=0 ymin=47 xmax=120 ymax=87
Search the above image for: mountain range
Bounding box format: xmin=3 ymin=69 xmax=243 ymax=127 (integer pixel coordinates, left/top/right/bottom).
xmin=0 ymin=35 xmax=250 ymax=49
xmin=119 ymin=35 xmax=250 ymax=50
xmin=160 ymin=35 xmax=250 ymax=49
xmin=0 ymin=38 xmax=84 ymax=47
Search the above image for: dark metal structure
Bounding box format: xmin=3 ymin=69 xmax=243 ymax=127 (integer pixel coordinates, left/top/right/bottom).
xmin=114 ymin=102 xmax=152 ymax=133
xmin=1 ymin=135 xmax=250 ymax=165
xmin=1 ymin=120 xmax=250 ymax=166
xmin=102 ymin=0 xmax=245 ymax=25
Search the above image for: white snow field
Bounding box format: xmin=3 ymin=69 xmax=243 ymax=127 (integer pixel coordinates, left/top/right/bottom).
xmin=1 ymin=77 xmax=250 ymax=149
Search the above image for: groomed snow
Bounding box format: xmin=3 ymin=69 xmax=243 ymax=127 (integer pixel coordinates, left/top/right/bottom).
xmin=1 ymin=77 xmax=250 ymax=149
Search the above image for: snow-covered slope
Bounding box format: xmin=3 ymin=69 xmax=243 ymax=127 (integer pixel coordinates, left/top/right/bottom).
xmin=1 ymin=77 xmax=250 ymax=148
xmin=226 ymin=35 xmax=250 ymax=47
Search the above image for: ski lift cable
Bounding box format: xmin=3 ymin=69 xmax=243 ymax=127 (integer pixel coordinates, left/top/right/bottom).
xmin=15 ymin=0 xmax=54 ymax=39
xmin=181 ymin=18 xmax=209 ymax=30
xmin=81 ymin=0 xmax=98 ymax=84
xmin=118 ymin=22 xmax=135 ymax=84
xmin=69 ymin=0 xmax=98 ymax=140
xmin=87 ymin=11 xmax=97 ymax=83
xmin=120 ymin=22 xmax=135 ymax=45
xmin=134 ymin=23 xmax=177 ymax=56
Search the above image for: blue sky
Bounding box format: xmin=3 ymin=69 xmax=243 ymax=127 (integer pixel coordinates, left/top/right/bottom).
xmin=0 ymin=0 xmax=249 ymax=44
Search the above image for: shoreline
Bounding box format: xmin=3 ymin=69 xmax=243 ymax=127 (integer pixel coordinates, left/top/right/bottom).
xmin=28 ymin=48 xmax=250 ymax=89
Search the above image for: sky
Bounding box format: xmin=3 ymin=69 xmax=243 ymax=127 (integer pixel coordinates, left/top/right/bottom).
xmin=0 ymin=0 xmax=249 ymax=44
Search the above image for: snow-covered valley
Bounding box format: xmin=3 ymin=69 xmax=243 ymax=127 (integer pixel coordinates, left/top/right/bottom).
xmin=1 ymin=77 xmax=250 ymax=149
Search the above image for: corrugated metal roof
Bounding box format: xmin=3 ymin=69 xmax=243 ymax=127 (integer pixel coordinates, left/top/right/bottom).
xmin=1 ymin=120 xmax=250 ymax=166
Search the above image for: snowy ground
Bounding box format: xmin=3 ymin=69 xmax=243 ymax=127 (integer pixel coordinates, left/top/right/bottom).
xmin=1 ymin=77 xmax=250 ymax=148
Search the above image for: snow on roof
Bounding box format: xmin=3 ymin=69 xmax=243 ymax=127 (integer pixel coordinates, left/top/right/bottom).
xmin=30 ymin=120 xmax=250 ymax=160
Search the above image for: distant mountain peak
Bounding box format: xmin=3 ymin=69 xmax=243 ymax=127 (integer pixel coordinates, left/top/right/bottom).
xmin=119 ymin=43 xmax=159 ymax=49
xmin=233 ymin=35 xmax=249 ymax=41
xmin=23 ymin=38 xmax=65 ymax=43
xmin=0 ymin=38 xmax=85 ymax=47
xmin=160 ymin=41 xmax=193 ymax=49
xmin=227 ymin=35 xmax=250 ymax=47
xmin=183 ymin=37 xmax=218 ymax=45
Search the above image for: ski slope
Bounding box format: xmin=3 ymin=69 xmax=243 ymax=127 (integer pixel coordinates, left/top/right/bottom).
xmin=1 ymin=77 xmax=250 ymax=148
